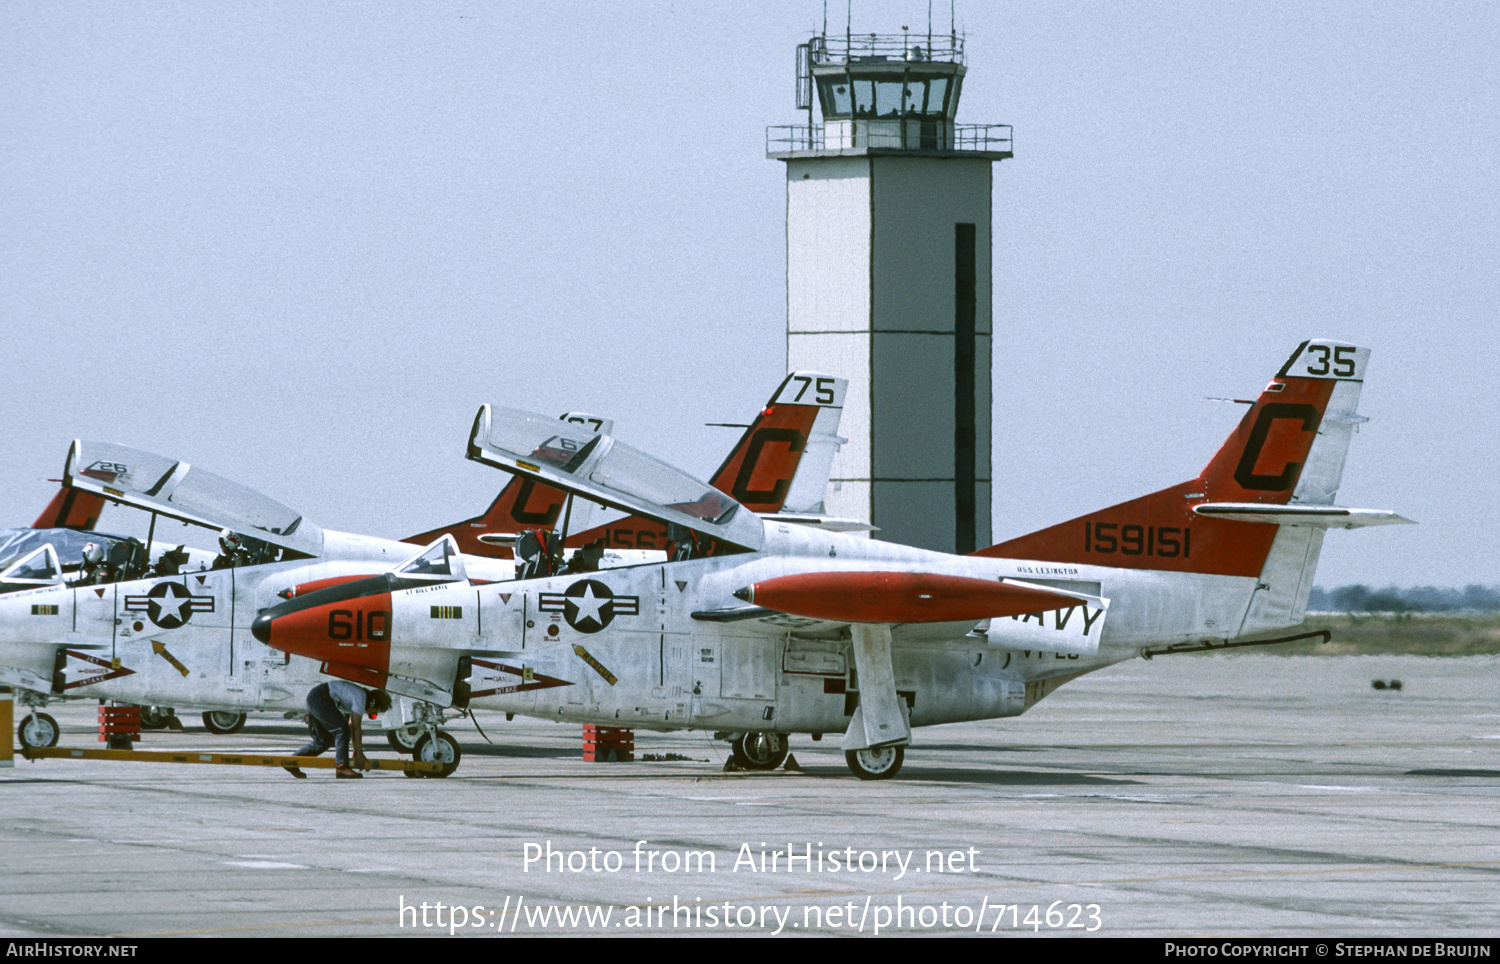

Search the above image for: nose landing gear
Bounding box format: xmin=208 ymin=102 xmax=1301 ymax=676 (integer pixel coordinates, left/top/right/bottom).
xmin=390 ymin=700 xmax=461 ymax=777
xmin=410 ymin=730 xmax=461 ymax=778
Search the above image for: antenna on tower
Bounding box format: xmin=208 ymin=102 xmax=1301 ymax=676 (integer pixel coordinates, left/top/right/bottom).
xmin=950 ymin=0 xmax=956 ymax=46
xmin=927 ymin=0 xmax=933 ymax=53
xmin=823 ymin=0 xmax=828 ymax=39
xmin=846 ymin=0 xmax=852 ymax=50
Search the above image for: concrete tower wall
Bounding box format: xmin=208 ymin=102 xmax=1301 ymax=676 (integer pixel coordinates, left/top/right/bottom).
xmin=785 ymin=155 xmax=993 ymax=553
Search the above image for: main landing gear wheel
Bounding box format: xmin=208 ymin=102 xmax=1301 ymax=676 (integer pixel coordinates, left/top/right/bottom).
xmin=412 ymin=731 xmax=461 ymax=778
xmin=386 ymin=724 xmax=422 ymax=753
xmin=201 ymin=711 xmax=247 ymax=735
xmin=845 ymin=746 xmax=904 ymax=781
xmin=731 ymin=732 xmax=789 ymax=771
xmin=139 ymin=706 xmax=175 ymax=730
xmin=19 ymin=712 xmax=60 ymax=750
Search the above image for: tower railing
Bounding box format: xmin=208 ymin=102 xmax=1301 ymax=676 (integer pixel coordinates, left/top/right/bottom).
xmin=766 ymin=123 xmax=1012 ymax=155
xmin=807 ymin=32 xmax=965 ymax=65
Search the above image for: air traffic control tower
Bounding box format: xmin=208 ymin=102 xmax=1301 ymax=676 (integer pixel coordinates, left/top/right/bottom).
xmin=768 ymin=28 xmax=1011 ymax=554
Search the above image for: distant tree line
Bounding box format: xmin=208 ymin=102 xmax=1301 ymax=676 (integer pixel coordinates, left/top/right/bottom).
xmin=1308 ymin=585 xmax=1500 ymax=613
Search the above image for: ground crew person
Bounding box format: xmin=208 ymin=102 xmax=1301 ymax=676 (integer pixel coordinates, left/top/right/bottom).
xmin=284 ymin=680 xmax=392 ymax=778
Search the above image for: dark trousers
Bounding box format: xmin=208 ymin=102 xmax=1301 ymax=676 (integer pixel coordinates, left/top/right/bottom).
xmin=295 ymin=682 xmax=352 ymax=765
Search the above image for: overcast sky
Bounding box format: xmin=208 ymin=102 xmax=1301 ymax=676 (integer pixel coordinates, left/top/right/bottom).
xmin=2 ymin=1 xmax=1496 ymax=588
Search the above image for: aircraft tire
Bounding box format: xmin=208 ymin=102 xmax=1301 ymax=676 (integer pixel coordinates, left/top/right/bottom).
xmin=19 ymin=712 xmax=60 ymax=750
xmin=201 ymin=711 xmax=247 ymax=735
xmin=386 ymin=725 xmax=422 ymax=753
xmin=845 ymin=745 xmax=903 ymax=780
xmin=412 ymin=731 xmax=461 ymax=778
xmin=139 ymin=706 xmax=175 ymax=730
xmin=731 ymin=732 xmax=789 ymax=771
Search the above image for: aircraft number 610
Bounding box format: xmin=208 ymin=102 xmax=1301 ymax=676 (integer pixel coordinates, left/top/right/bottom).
xmin=329 ymin=609 xmax=391 ymax=641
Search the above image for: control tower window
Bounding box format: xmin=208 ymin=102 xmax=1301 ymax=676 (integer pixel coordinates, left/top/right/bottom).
xmin=875 ymin=79 xmax=904 ymax=116
xmin=815 ymin=70 xmax=957 ymax=119
xmin=852 ymin=78 xmax=875 ymax=116
xmin=900 ymin=77 xmax=950 ymax=116
xmin=926 ymin=76 xmax=950 ymax=115
xmin=818 ymin=80 xmax=852 ymax=116
xmin=903 ymin=79 xmax=929 ymax=113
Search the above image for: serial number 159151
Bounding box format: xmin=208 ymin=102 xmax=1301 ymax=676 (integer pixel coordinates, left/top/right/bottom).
xmin=1084 ymin=522 xmax=1190 ymax=557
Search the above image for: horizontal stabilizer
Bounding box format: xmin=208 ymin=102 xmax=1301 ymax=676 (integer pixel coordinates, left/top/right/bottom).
xmin=1192 ymin=503 xmax=1415 ymax=528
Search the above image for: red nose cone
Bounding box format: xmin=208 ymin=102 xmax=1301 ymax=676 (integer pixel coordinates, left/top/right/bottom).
xmin=740 ymin=571 xmax=1083 ymax=624
xmin=254 ymin=592 xmax=394 ymax=673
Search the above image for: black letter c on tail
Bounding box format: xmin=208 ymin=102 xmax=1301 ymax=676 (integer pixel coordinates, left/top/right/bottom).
xmin=731 ymin=428 xmax=806 ymax=504
xmin=1233 ymin=403 xmax=1323 ymax=492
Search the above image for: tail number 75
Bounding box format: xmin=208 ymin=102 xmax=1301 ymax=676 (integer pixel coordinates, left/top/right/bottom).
xmin=786 ymin=375 xmax=837 ymax=405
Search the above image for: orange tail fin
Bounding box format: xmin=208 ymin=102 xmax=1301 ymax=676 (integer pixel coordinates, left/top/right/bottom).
xmin=402 ymin=413 xmax=609 ymax=557
xmin=33 ymin=487 xmax=106 ymax=530
xmin=408 ymin=374 xmax=848 ymax=558
xmin=568 ymin=372 xmax=847 ymax=553
xmin=977 ymin=340 xmax=1367 ymax=578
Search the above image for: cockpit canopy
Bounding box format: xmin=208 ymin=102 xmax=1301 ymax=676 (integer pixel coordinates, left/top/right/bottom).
xmin=0 ymin=544 xmax=63 ymax=587
xmin=467 ymin=406 xmax=765 ymax=553
xmin=64 ymin=441 xmax=324 ymax=557
xmin=395 ymin=535 xmax=467 ymax=583
xmin=0 ymin=527 xmax=132 ymax=572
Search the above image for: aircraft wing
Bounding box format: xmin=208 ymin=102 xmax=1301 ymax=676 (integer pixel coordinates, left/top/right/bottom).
xmin=696 ymin=573 xmax=1108 ymax=656
xmin=696 ymin=572 xmax=1108 ymax=755
xmin=467 ymin=406 xmax=765 ymax=552
xmin=63 ymin=440 xmax=325 ymax=556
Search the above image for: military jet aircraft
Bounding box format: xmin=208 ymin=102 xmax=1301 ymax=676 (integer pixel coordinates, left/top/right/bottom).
xmin=254 ymin=340 xmax=1410 ymax=780
xmin=0 ymin=439 xmax=501 ymax=749
xmin=0 ymin=374 xmax=849 ymax=766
